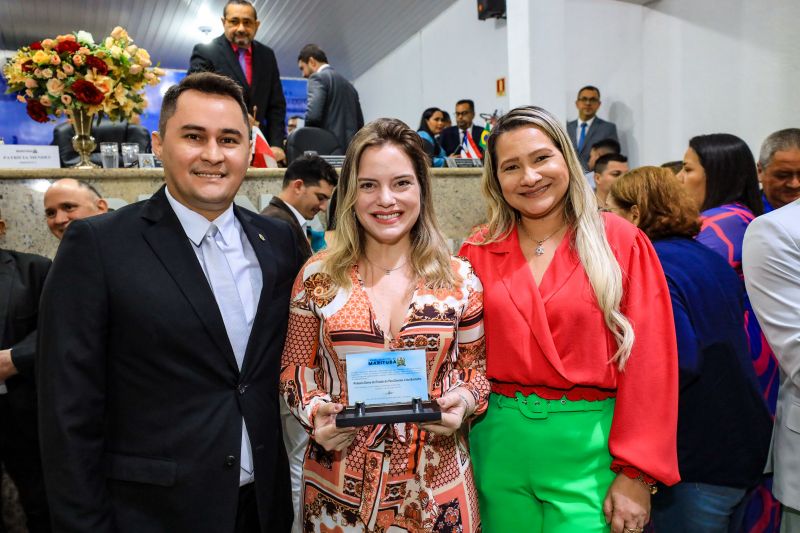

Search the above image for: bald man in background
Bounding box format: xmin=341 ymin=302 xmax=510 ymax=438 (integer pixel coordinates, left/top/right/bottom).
xmin=43 ymin=179 xmax=108 ymax=240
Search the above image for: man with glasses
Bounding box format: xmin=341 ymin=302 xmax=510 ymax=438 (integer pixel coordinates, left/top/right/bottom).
xmin=440 ymin=99 xmax=485 ymax=158
xmin=189 ymin=0 xmax=287 ymax=164
xmin=567 ymin=86 xmax=618 ymax=170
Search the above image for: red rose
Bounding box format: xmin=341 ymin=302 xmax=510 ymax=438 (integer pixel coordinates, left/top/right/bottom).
xmin=84 ymin=55 xmax=109 ymax=75
xmin=71 ymin=79 xmax=104 ymax=105
xmin=56 ymin=40 xmax=80 ymax=54
xmin=21 ymin=60 xmax=35 ymax=72
xmin=30 ymin=41 xmax=43 ymax=50
xmin=26 ymin=99 xmax=49 ymax=123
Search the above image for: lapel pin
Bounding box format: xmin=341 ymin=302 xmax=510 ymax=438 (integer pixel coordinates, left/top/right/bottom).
xmin=258 ymin=233 xmax=266 ymax=241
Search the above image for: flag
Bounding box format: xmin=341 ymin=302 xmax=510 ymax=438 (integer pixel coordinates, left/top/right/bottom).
xmin=462 ymin=130 xmax=482 ymax=159
xmin=251 ymin=126 xmax=277 ymax=168
xmin=479 ymin=122 xmax=491 ymax=151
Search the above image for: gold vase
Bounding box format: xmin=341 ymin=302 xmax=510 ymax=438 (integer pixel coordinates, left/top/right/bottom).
xmin=69 ymin=108 xmax=99 ymax=169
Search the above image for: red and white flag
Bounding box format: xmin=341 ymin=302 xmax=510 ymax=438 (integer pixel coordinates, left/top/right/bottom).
xmin=251 ymin=126 xmax=277 ymax=168
xmin=461 ymin=130 xmax=482 ymax=159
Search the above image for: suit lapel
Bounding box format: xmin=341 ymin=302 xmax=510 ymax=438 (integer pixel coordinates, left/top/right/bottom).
xmin=269 ymin=197 xmax=312 ymax=258
xmin=141 ymin=189 xmax=240 ymax=374
xmin=216 ymin=36 xmax=249 ymax=89
xmin=0 ymin=251 xmax=14 ymax=345
xmin=235 ymin=207 xmax=277 ymax=376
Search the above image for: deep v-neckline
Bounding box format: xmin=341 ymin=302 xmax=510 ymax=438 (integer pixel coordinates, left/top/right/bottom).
xmin=353 ymin=264 xmax=419 ymax=343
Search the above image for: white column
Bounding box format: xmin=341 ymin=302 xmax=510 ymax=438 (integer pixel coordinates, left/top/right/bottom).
xmin=506 ymin=0 xmax=567 ymax=120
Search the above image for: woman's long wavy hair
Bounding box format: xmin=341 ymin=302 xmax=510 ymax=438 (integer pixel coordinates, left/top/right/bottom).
xmin=478 ymin=105 xmax=635 ymax=369
xmin=321 ymin=118 xmax=457 ymax=290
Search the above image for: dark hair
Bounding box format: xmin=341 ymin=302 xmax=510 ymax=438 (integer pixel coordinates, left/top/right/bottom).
xmin=282 ymin=155 xmax=338 ymax=189
xmin=595 ymin=153 xmax=628 ymax=174
xmin=223 ymin=0 xmax=257 ymax=19
xmin=590 ymin=138 xmax=621 ymax=154
xmin=688 ymin=133 xmax=763 ymax=215
xmin=456 ymin=99 xmax=475 ymax=112
xmin=77 ymin=180 xmax=103 ymax=199
xmin=417 ymin=107 xmax=443 ymax=136
xmin=611 ymin=166 xmax=702 ymax=240
xmin=159 ymin=72 xmax=250 ymax=138
xmin=298 ymin=44 xmax=328 ymax=64
xmin=441 ymin=111 xmax=451 ymax=123
xmin=661 ymin=160 xmax=683 ymax=175
xmin=577 ymin=85 xmax=601 ymax=99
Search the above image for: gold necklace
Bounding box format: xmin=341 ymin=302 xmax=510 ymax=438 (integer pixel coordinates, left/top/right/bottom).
xmin=365 ymin=256 xmax=407 ymax=276
xmin=519 ymin=221 xmax=566 ymax=256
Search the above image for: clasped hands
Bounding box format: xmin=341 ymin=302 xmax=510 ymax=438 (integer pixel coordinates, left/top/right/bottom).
xmin=311 ymin=389 xmax=473 ymax=452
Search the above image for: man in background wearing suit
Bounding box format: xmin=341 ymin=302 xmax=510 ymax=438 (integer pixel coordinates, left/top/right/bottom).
xmin=298 ymin=44 xmax=364 ymax=152
xmin=439 ymin=99 xmax=485 ymax=157
xmin=43 ymin=178 xmax=108 ymax=240
xmin=743 ymin=199 xmax=800 ymax=531
xmin=189 ymin=0 xmax=287 ymax=163
xmin=566 ymin=86 xmax=618 ymax=170
xmin=0 ymin=210 xmax=51 ymax=533
xmin=38 ymin=72 xmax=300 ymax=533
xmin=259 ymin=154 xmax=335 ymax=533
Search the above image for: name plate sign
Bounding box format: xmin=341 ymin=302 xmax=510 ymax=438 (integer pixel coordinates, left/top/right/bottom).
xmin=0 ymin=145 xmax=60 ymax=168
xmin=337 ymin=349 xmax=441 ymax=427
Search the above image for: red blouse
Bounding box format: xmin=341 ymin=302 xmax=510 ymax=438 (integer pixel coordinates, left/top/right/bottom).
xmin=459 ymin=214 xmax=680 ymax=485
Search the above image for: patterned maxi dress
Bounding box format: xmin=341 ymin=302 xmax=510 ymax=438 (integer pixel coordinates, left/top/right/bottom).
xmin=280 ymin=254 xmax=488 ymax=533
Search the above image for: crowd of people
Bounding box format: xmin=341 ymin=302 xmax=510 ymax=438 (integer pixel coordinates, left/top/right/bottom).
xmin=2 ymin=1 xmax=800 ymax=533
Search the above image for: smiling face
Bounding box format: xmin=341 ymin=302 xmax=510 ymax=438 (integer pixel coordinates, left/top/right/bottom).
xmin=759 ymin=148 xmax=800 ymax=209
xmin=222 ymin=3 xmax=260 ymax=48
xmin=43 ymin=178 xmax=108 ymax=239
xmin=677 ymin=147 xmax=707 ymax=210
xmin=152 ymin=89 xmax=251 ymax=220
xmin=426 ymin=111 xmax=445 ymax=136
xmin=494 ymin=126 xmax=570 ymax=221
xmin=354 ymin=143 xmax=421 ymax=247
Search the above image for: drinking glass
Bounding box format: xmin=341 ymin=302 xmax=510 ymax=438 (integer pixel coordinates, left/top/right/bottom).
xmin=100 ymin=142 xmax=119 ymax=168
xmin=121 ymin=143 xmax=140 ymax=168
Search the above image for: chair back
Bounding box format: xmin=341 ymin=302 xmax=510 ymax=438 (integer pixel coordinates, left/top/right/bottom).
xmin=285 ymin=127 xmax=343 ymax=164
xmin=52 ymin=117 xmax=150 ymax=167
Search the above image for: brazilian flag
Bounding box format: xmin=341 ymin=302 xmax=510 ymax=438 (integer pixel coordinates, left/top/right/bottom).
xmin=479 ymin=122 xmax=491 ymax=151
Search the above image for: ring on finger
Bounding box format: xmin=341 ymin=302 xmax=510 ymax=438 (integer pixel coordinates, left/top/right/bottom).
xmin=624 ymin=528 xmax=644 ymax=533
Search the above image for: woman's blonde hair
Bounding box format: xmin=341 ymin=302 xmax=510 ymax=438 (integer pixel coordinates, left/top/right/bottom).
xmin=478 ymin=105 xmax=635 ymax=369
xmin=322 ymin=118 xmax=457 ymax=290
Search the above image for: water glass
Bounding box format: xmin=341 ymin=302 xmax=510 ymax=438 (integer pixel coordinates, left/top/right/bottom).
xmin=100 ymin=142 xmax=119 ymax=168
xmin=121 ymin=143 xmax=140 ymax=168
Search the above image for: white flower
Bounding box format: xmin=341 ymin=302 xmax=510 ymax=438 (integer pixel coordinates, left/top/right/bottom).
xmin=76 ymin=31 xmax=95 ymax=45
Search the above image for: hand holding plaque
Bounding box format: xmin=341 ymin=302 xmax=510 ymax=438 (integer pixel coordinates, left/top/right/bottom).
xmin=335 ymin=349 xmax=442 ymax=428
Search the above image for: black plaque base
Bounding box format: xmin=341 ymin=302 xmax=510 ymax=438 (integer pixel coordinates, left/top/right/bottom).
xmin=335 ymin=398 xmax=441 ymax=428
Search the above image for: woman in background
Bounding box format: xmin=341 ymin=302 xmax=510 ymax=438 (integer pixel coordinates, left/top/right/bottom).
xmin=417 ymin=107 xmax=447 ymax=167
xmin=607 ymin=166 xmax=772 ymax=532
xmin=460 ymin=106 xmax=679 ymax=533
xmin=677 ymin=133 xmax=782 ymax=532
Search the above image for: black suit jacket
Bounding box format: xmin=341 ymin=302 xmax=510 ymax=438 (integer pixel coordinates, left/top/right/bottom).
xmin=260 ymin=196 xmax=312 ymax=264
xmin=439 ymin=124 xmax=485 ymax=157
xmin=1 ymin=249 xmax=50 ymax=441
xmin=566 ymin=117 xmax=618 ymax=170
xmin=305 ymin=66 xmax=364 ymax=151
xmin=189 ymin=35 xmax=287 ymax=146
xmin=38 ymin=187 xmax=301 ymax=533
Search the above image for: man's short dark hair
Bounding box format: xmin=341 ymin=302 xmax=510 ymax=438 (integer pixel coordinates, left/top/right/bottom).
xmin=76 ymin=180 xmax=103 ymax=199
xmin=223 ymin=0 xmax=257 ymax=19
xmin=298 ymin=44 xmax=328 ymax=64
xmin=456 ymin=99 xmax=475 ymax=112
xmin=590 ymin=138 xmax=621 ymax=154
xmin=282 ymin=155 xmax=338 ymax=189
xmin=159 ymin=72 xmax=250 ymax=138
xmin=595 ymin=153 xmax=627 ymax=174
xmin=661 ymin=160 xmax=683 ymax=175
xmin=577 ymin=85 xmax=601 ymax=99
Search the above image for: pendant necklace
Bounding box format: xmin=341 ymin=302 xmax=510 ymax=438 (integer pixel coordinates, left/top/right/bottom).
xmin=365 ymin=256 xmax=407 ymax=276
xmin=519 ymin=222 xmax=566 ymax=256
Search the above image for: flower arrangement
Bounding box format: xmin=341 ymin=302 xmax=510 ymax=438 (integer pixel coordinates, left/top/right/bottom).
xmin=2 ymin=27 xmax=164 ymax=123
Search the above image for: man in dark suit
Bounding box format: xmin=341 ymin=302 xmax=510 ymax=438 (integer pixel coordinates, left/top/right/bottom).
xmin=297 ymin=44 xmax=364 ymax=152
xmin=260 ymin=154 xmax=337 ymax=264
xmin=189 ymin=0 xmax=287 ymax=163
xmin=259 ymin=154 xmax=335 ymax=533
xmin=38 ymin=72 xmax=300 ymax=533
xmin=0 ymin=211 xmax=51 ymax=533
xmin=439 ymin=99 xmax=484 ymax=157
xmin=566 ymin=85 xmax=619 ymax=170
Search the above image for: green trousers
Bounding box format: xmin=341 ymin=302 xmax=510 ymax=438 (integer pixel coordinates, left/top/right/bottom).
xmin=470 ymin=392 xmax=616 ymax=533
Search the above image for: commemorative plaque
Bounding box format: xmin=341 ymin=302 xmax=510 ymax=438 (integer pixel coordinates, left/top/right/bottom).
xmin=335 ymin=349 xmax=442 ymax=427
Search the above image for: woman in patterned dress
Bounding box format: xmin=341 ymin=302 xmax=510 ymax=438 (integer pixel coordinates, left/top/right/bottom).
xmin=280 ymin=118 xmax=488 ymax=533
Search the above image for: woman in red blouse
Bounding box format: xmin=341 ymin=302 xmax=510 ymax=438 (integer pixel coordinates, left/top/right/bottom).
xmin=459 ymin=106 xmax=680 ymax=533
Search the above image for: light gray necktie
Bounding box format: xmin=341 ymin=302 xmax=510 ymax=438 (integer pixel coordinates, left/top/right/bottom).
xmin=200 ymin=223 xmax=253 ymax=475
